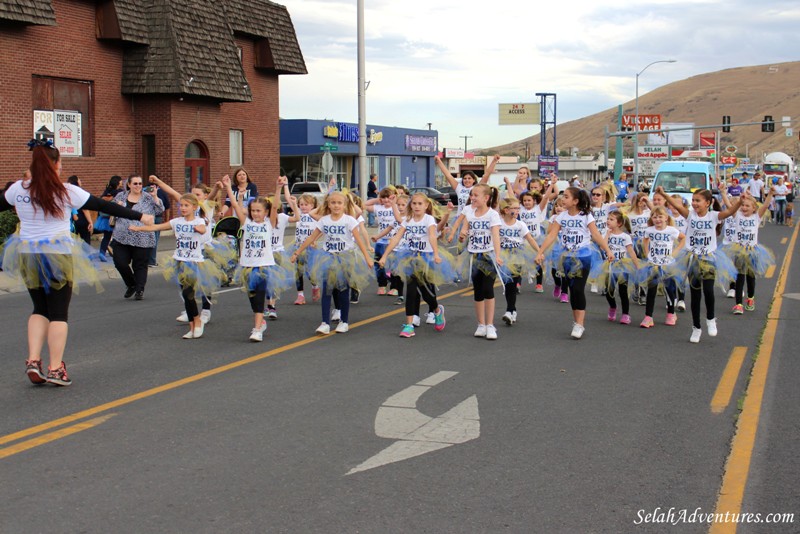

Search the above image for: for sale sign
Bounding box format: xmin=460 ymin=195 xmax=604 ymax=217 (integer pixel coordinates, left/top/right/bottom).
xmin=54 ymin=110 xmax=82 ymax=157
xmin=33 ymin=110 xmax=55 ymax=143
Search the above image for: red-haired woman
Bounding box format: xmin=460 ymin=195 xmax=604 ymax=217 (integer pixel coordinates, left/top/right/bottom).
xmin=0 ymin=140 xmax=153 ymax=386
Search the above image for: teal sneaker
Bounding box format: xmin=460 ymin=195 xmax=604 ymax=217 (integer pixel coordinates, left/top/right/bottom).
xmin=399 ymin=323 xmax=415 ymax=338
xmin=434 ymin=305 xmax=446 ymax=331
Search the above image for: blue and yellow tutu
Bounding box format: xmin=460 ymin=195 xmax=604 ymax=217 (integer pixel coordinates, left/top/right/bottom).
xmin=389 ymin=248 xmax=458 ymax=286
xmin=162 ymin=258 xmax=226 ymax=300
xmin=306 ymin=248 xmax=373 ymax=293
xmin=498 ymin=245 xmax=537 ymax=283
xmin=670 ymin=249 xmax=737 ymax=291
xmin=548 ymin=244 xmax=604 ymax=280
xmin=722 ymin=243 xmax=775 ymax=278
xmin=1 ymin=233 xmax=102 ymax=293
xmin=593 ymin=257 xmax=637 ymax=292
xmin=204 ymin=238 xmax=238 ymax=272
xmin=234 ymin=263 xmax=295 ymax=298
xmin=635 ymin=262 xmax=687 ymax=291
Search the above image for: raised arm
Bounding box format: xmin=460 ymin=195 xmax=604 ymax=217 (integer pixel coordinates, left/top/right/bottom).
xmin=435 ymin=155 xmax=459 ymax=189
xmin=480 ymin=154 xmax=501 ymax=184
xmin=657 ymin=187 xmax=689 ymax=218
xmin=223 ymin=175 xmax=247 ymax=224
xmin=757 ymin=187 xmax=775 ymax=219
xmin=717 ymin=183 xmax=741 ymax=220
xmin=148 ymin=175 xmax=181 ymax=204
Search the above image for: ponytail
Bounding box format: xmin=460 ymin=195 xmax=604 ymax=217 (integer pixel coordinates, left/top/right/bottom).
xmin=27 ymin=145 xmax=68 ymax=218
xmin=566 ymin=186 xmax=591 ymax=215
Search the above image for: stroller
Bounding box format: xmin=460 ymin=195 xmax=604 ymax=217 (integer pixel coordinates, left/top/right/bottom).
xmin=212 ymin=216 xmax=241 ymax=286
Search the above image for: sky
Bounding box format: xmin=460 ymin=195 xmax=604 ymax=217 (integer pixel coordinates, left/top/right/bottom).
xmin=277 ymin=0 xmax=800 ymax=151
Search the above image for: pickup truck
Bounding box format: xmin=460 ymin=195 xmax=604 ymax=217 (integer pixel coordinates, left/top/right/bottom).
xmin=281 ymin=181 xmax=329 ymax=215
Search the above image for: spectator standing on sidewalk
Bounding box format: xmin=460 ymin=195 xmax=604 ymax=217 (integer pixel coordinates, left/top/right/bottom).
xmin=367 ymin=173 xmax=378 ymax=227
xmin=93 ymin=175 xmax=123 ymax=261
xmin=147 ymin=175 xmax=171 ymax=267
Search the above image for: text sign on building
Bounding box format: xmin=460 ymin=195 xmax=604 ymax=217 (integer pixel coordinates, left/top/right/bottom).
xmin=322 ymin=122 xmax=360 ymax=143
xmin=54 ymin=110 xmax=82 ymax=157
xmin=405 ymin=135 xmax=437 ymax=152
xmin=639 ymin=146 xmax=669 ymax=159
xmin=444 ymin=148 xmax=465 ymax=159
xmin=622 ymin=114 xmax=662 ymax=131
xmin=33 ymin=110 xmax=55 ymax=143
xmin=647 ymin=123 xmax=694 ymax=147
xmin=498 ymin=103 xmax=541 ymax=125
xmin=538 ymin=155 xmax=558 ymax=177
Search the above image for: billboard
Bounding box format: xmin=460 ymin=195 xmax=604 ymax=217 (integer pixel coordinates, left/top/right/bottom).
xmin=622 ymin=114 xmax=661 ymax=131
xmin=646 ymin=123 xmax=694 ymax=147
xmin=498 ymin=103 xmax=540 ymax=125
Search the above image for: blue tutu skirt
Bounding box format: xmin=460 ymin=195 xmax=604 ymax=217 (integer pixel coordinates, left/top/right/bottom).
xmin=722 ymin=243 xmax=776 ymax=278
xmin=306 ymin=248 xmax=373 ymax=294
xmin=601 ymin=258 xmax=638 ymax=299
xmin=162 ymin=258 xmax=226 ymax=299
xmin=498 ymin=246 xmax=537 ymax=283
xmin=204 ymin=238 xmax=238 ymax=272
xmin=548 ymin=244 xmax=604 ymax=280
xmin=390 ymin=248 xmax=458 ymax=286
xmin=234 ymin=264 xmax=295 ymax=298
xmin=93 ymin=214 xmax=113 ymax=233
xmin=670 ymin=249 xmax=737 ymax=291
xmin=1 ymin=233 xmax=102 ymax=293
xmin=636 ymin=261 xmax=687 ymax=290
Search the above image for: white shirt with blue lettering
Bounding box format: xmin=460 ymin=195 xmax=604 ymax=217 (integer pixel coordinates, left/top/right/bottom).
xmin=644 ymin=226 xmax=681 ymax=265
xmin=606 ymin=231 xmax=633 ymax=261
xmin=295 ymin=212 xmax=317 ymax=245
xmin=6 ymin=181 xmax=90 ymax=242
xmin=686 ymin=210 xmax=720 ymax=255
xmin=400 ymin=214 xmax=436 ymax=253
xmin=591 ymin=203 xmax=612 ymax=236
xmin=170 ymin=217 xmax=206 ymax=262
xmin=271 ymin=213 xmax=290 ymax=252
xmin=721 ymin=215 xmax=737 ymax=246
xmin=519 ymin=205 xmax=544 ymax=236
xmin=733 ymin=213 xmax=761 ymax=247
xmin=554 ymin=211 xmax=596 ymax=251
xmin=500 ymin=219 xmax=530 ymax=249
xmin=316 ymin=214 xmax=359 ymax=253
xmin=374 ymin=204 xmax=397 ymax=244
xmin=455 ymin=182 xmax=473 ymax=216
xmin=240 ymin=217 xmax=276 ymax=267
xmin=628 ymin=209 xmax=651 ymax=241
xmin=463 ymin=205 xmax=502 ymax=253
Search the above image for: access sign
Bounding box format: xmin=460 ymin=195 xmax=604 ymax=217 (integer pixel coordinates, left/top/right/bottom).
xmin=499 ymin=103 xmax=540 ymax=125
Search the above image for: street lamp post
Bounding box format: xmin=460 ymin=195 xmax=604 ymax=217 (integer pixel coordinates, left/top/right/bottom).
xmin=634 ymin=59 xmax=676 ymax=190
xmin=745 ymin=141 xmax=756 ymax=160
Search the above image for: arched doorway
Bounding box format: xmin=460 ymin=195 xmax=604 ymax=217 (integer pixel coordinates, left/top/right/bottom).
xmin=184 ymin=140 xmax=209 ymax=191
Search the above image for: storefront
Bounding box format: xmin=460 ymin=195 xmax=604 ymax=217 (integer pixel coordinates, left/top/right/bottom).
xmin=280 ymin=119 xmax=439 ymax=192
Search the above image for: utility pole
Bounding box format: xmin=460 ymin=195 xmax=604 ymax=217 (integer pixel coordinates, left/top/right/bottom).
xmin=460 ymin=135 xmax=473 ymax=152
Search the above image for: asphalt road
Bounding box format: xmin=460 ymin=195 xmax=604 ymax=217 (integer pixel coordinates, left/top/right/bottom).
xmin=0 ymin=222 xmax=798 ymax=533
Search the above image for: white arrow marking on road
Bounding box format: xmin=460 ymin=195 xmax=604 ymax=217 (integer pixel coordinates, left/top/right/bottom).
xmin=346 ymin=371 xmax=479 ymax=475
xmin=784 ymin=293 xmax=800 ymax=301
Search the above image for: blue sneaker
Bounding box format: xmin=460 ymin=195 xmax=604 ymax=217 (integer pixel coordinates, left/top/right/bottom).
xmin=399 ymin=324 xmax=415 ymax=338
xmin=434 ymin=305 xmax=446 ymax=331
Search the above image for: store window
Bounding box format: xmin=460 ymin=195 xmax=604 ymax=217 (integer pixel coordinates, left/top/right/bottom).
xmin=32 ymin=76 xmax=93 ymax=157
xmin=386 ymin=156 xmax=400 ymax=185
xmin=229 ymin=129 xmax=243 ymax=166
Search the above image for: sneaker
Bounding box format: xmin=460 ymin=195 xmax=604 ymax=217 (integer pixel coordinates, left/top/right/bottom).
xmin=176 ymin=311 xmax=189 ymax=323
xmin=134 ymin=290 xmax=144 ymax=301
xmin=350 ymin=289 xmax=360 ymax=304
xmin=534 ymin=284 xmax=544 ymax=293
xmin=690 ymin=327 xmax=702 ymax=343
xmin=394 ymin=296 xmax=405 ymax=305
xmin=200 ymin=309 xmax=211 ymax=324
xmin=316 ymin=323 xmax=331 ymax=335
xmin=258 ymin=321 xmax=267 ymax=334
xmin=434 ymin=305 xmax=446 ymax=331
xmin=560 ymin=293 xmax=570 ymax=304
xmin=607 ymin=308 xmax=617 ymax=322
xmin=677 ymin=300 xmax=686 ymax=312
xmin=98 ymin=254 xmax=109 ymax=263
xmin=387 ymin=288 xmax=399 ymax=296
xmin=620 ymin=314 xmax=631 ymax=325
xmin=570 ymin=323 xmax=585 ymax=339
xmin=46 ymin=362 xmax=72 ymax=386
xmin=377 ymin=287 xmax=387 ymax=295
xmin=124 ymin=286 xmax=135 ymax=299
xmin=182 ymin=330 xmax=195 ymax=339
xmin=640 ymin=316 xmax=655 ymax=328
xmin=631 ymin=294 xmax=640 ymax=306
xmin=516 ymin=283 xmax=521 ymax=294
xmin=422 ymin=312 xmax=433 ymax=325
xmin=412 ymin=315 xmax=421 ymax=327
xmin=294 ymin=294 xmax=306 ymax=305
xmin=331 ymin=309 xmax=341 ymax=323
xmin=665 ymin=313 xmax=677 ymax=326
xmin=706 ymin=318 xmax=718 ymax=337
xmin=485 ymin=324 xmax=498 ymax=340
xmin=192 ymin=323 xmax=204 ymax=339
xmin=726 ymin=288 xmax=735 ymax=298
xmin=249 ymin=328 xmax=263 ymax=342
xmin=590 ymin=283 xmax=598 ymax=294
xmin=732 ymin=304 xmax=744 ymax=315
xmin=527 ymin=275 xmax=535 ymax=285
xmin=474 ymin=324 xmax=487 ymax=338
xmin=335 ymin=322 xmax=349 ymax=333
xmin=312 ymin=287 xmax=321 ymax=302
xmin=148 ymin=262 xmax=159 ymax=268
xmin=267 ymin=308 xmax=278 ymax=320
xmin=502 ymin=311 xmax=516 ymax=325
xmin=744 ymin=298 xmax=755 ymax=312
xmin=399 ymin=324 xmax=415 ymax=338
xmin=25 ymin=359 xmax=46 ymax=385
xmin=553 ymin=287 xmax=561 ymax=299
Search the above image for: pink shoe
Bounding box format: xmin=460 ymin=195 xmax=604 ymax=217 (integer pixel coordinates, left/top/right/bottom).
xmin=553 ymin=287 xmax=561 ymax=299
xmin=607 ymin=308 xmax=617 ymax=322
xmin=311 ymin=287 xmax=321 ymax=302
xmin=619 ymin=314 xmax=631 ymax=325
xmin=665 ymin=313 xmax=677 ymax=326
xmin=640 ymin=316 xmax=655 ymax=328
xmin=293 ymin=294 xmax=306 ymax=305
xmin=377 ymin=286 xmax=387 ymax=296
xmin=560 ymin=293 xmax=569 ymax=304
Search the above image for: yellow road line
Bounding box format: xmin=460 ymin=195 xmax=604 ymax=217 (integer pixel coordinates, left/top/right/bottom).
xmin=0 ymin=414 xmax=117 ymax=459
xmin=0 ymin=286 xmax=472 ymax=451
xmin=765 ymin=265 xmax=776 ymax=279
xmin=710 ymin=217 xmax=800 ymax=533
xmin=710 ymin=347 xmax=748 ymax=414
xmin=781 ymin=237 xmax=788 ymax=244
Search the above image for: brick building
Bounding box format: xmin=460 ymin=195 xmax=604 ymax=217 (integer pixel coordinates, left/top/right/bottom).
xmin=0 ymin=0 xmax=306 ymax=198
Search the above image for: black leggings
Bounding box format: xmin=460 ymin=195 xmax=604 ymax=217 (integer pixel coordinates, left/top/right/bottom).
xmin=182 ymin=285 xmax=199 ymax=321
xmin=405 ymin=277 xmax=438 ymax=317
xmin=605 ymin=282 xmax=630 ymax=314
xmin=249 ymin=289 xmax=267 ymax=314
xmin=472 ymin=263 xmax=496 ymax=302
xmin=735 ymin=274 xmax=755 ymax=304
xmin=504 ymin=276 xmax=521 ymax=312
xmin=568 ymin=273 xmax=588 ymax=311
xmin=112 ymin=242 xmax=150 ymax=292
xmin=390 ymin=274 xmax=404 ymax=296
xmin=28 ymin=284 xmax=72 ymax=322
xmin=690 ymin=277 xmax=716 ymax=328
xmin=645 ymin=282 xmax=677 ymax=316
xmin=552 ymin=268 xmax=569 ymax=294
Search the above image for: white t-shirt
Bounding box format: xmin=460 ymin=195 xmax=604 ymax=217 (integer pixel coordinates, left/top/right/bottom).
xmin=607 ymin=232 xmax=633 ymax=261
xmin=271 ymin=212 xmax=290 ymax=252
xmin=463 ymin=205 xmax=502 ymax=253
xmin=295 ymin=212 xmax=317 ymax=246
xmin=171 ymin=217 xmax=206 ymax=262
xmin=628 ymin=209 xmax=651 ymax=241
xmin=499 ymin=219 xmax=530 ymax=249
xmin=671 ymin=211 xmax=687 ymax=234
xmin=401 ymin=214 xmax=436 ymax=253
xmin=733 ymin=213 xmax=761 ymax=247
xmin=374 ymin=204 xmax=397 ymax=244
xmin=773 ymin=184 xmax=789 ymax=201
xmin=721 ymin=216 xmax=737 ymax=246
xmin=519 ymin=205 xmax=544 ymax=236
xmin=748 ymin=178 xmax=764 ymax=197
xmin=591 ymin=203 xmax=612 ymax=236
xmin=686 ymin=210 xmax=720 ymax=255
xmin=240 ymin=218 xmax=276 ymax=267
xmin=554 ymin=211 xmax=596 ymax=251
xmin=644 ymin=226 xmax=681 ymax=265
xmin=6 ymin=180 xmax=90 ymax=241
xmin=316 ymin=214 xmax=359 ymax=253
xmin=455 ymin=182 xmax=472 ymax=215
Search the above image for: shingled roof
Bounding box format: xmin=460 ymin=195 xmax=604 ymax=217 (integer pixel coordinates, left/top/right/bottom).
xmin=111 ymin=0 xmax=149 ymax=45
xmin=0 ymin=0 xmax=56 ymax=25
xmin=223 ymin=0 xmax=307 ymax=75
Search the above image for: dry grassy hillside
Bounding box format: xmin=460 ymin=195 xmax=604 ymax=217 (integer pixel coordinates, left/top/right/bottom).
xmin=487 ymin=61 xmax=800 ymax=159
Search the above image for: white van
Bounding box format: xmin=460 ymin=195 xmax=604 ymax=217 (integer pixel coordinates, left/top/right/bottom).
xmin=649 ymin=161 xmax=716 ymax=204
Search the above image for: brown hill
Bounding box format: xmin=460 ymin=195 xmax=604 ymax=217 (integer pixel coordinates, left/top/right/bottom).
xmin=487 ymin=61 xmax=800 ymax=159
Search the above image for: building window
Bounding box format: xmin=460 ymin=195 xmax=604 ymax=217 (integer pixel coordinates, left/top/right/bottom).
xmin=32 ymin=76 xmax=93 ymax=157
xmin=386 ymin=156 xmax=400 ymax=185
xmin=367 ymin=156 xmax=379 ymax=181
xmin=142 ymin=135 xmax=156 ymax=178
xmin=229 ymin=129 xmax=243 ymax=166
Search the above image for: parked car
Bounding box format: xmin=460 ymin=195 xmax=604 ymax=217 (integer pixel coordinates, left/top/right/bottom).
xmin=282 ymin=181 xmax=328 ymax=215
xmin=409 ymin=187 xmax=451 ymax=206
xmin=437 ymin=185 xmax=458 ymax=205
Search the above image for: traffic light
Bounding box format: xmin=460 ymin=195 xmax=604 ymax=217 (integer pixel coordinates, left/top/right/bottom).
xmin=722 ymin=115 xmax=731 ymax=133
xmin=762 ymin=115 xmax=775 ymax=133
